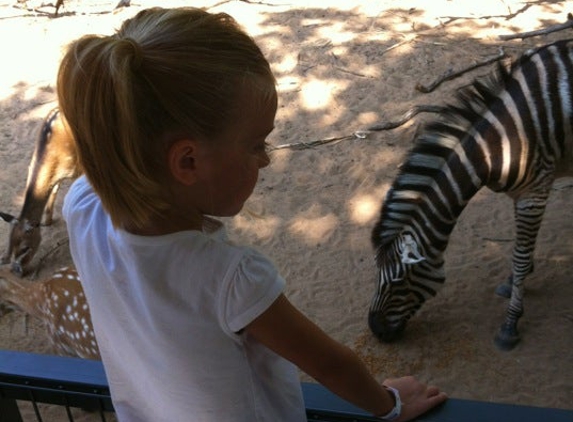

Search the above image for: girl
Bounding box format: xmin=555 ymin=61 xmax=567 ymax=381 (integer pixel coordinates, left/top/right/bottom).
xmin=58 ymin=7 xmax=446 ymax=422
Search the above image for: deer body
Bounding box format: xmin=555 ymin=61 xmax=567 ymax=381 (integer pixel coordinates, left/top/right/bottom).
xmin=1 ymin=108 xmax=79 ymax=276
xmin=0 ymin=266 xmax=99 ymax=360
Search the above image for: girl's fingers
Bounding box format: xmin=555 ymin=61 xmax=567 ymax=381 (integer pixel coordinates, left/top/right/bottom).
xmin=426 ymin=385 xmax=441 ymax=397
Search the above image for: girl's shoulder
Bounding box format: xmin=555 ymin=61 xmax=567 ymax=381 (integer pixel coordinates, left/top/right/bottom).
xmin=62 ymin=175 xmax=101 ymax=223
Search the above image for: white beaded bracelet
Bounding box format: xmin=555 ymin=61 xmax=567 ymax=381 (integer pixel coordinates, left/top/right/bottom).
xmin=377 ymin=386 xmax=402 ymax=421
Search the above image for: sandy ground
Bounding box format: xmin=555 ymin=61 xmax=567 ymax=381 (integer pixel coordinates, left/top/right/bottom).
xmin=0 ymin=0 xmax=572 ymax=420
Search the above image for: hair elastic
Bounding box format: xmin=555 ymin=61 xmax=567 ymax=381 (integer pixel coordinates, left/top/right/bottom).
xmin=123 ymin=37 xmax=143 ymax=71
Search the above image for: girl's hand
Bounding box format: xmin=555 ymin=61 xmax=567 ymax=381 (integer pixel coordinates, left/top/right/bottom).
xmin=383 ymin=376 xmax=447 ymax=422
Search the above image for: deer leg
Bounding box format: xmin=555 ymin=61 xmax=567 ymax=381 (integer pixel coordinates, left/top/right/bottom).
xmin=494 ymin=191 xmax=549 ymax=350
xmin=0 ymin=213 xmax=16 ymax=265
xmin=1 ymin=245 xmax=12 ymax=266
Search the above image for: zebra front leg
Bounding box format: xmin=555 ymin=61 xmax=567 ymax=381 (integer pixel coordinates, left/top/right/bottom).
xmin=495 ymin=274 xmax=513 ymax=299
xmin=494 ymin=191 xmax=549 ymax=350
xmin=495 ymin=263 xmax=534 ymax=299
xmin=494 ymin=276 xmax=525 ymax=350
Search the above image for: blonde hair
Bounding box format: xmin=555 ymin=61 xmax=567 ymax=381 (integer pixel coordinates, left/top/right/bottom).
xmin=57 ymin=7 xmax=275 ymax=229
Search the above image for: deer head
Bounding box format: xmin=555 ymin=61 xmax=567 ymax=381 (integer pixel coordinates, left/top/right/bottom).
xmin=0 ymin=212 xmax=41 ymax=277
xmin=1 ymin=107 xmax=78 ymax=276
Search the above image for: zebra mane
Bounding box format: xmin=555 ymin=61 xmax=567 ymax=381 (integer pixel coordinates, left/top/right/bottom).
xmin=371 ymin=53 xmax=515 ymax=251
xmin=373 ymin=38 xmax=573 ymax=251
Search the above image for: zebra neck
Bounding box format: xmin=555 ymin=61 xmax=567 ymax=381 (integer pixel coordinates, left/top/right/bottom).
xmin=377 ymin=138 xmax=487 ymax=255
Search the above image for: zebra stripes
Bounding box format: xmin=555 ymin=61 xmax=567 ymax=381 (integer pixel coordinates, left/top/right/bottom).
xmin=369 ymin=38 xmax=573 ymax=350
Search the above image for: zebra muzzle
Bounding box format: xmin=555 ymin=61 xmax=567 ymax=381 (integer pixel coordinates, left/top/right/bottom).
xmin=368 ymin=312 xmax=406 ymax=342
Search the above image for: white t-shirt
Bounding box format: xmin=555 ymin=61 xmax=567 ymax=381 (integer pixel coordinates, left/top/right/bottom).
xmin=63 ymin=176 xmax=306 ymax=422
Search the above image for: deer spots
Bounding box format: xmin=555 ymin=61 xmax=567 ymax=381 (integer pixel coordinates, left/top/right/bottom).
xmin=0 ymin=266 xmax=100 ymax=360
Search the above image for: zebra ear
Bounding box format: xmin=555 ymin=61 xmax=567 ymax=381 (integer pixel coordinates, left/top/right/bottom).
xmin=398 ymin=233 xmax=425 ymax=265
xmin=376 ymin=245 xmax=406 ymax=284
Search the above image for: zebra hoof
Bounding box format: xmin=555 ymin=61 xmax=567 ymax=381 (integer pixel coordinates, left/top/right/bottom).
xmin=495 ymin=283 xmax=512 ymax=298
xmin=494 ymin=330 xmax=520 ymax=351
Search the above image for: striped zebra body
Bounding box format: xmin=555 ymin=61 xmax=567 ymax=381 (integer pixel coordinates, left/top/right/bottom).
xmin=369 ymin=38 xmax=573 ymax=350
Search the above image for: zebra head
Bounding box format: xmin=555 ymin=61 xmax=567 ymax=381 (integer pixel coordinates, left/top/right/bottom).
xmin=369 ymin=231 xmax=444 ymax=342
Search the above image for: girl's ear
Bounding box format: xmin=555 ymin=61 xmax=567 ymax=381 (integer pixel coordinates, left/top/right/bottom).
xmin=167 ymin=139 xmax=198 ymax=186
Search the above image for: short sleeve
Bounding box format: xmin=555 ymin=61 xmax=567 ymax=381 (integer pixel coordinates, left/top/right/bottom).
xmin=62 ymin=176 xmax=89 ymax=221
xmin=222 ymin=249 xmax=285 ymax=333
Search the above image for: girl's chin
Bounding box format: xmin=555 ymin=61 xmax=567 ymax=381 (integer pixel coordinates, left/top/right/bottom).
xmin=208 ymin=205 xmax=246 ymax=218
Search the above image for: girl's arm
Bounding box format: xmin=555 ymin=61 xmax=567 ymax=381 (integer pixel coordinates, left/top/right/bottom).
xmin=245 ymin=294 xmax=446 ymax=421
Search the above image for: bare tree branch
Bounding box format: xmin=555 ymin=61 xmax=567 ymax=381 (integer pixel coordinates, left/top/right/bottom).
xmin=270 ymin=104 xmax=447 ymax=151
xmin=208 ymin=0 xmax=286 ymax=8
xmin=368 ymin=105 xmax=446 ymax=131
xmin=269 ymin=135 xmax=357 ymax=151
xmin=416 ymin=48 xmax=507 ymax=93
xmin=498 ymin=13 xmax=573 ymax=40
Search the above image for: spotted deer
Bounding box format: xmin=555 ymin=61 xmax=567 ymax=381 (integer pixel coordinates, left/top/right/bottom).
xmin=1 ymin=108 xmax=79 ymax=276
xmin=0 ymin=265 xmax=99 ymax=360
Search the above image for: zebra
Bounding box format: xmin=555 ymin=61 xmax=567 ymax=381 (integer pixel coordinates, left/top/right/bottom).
xmin=369 ymin=38 xmax=573 ymax=351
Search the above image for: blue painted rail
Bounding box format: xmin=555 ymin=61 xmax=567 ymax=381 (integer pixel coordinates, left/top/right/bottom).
xmin=1 ymin=350 xmax=572 ymax=421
